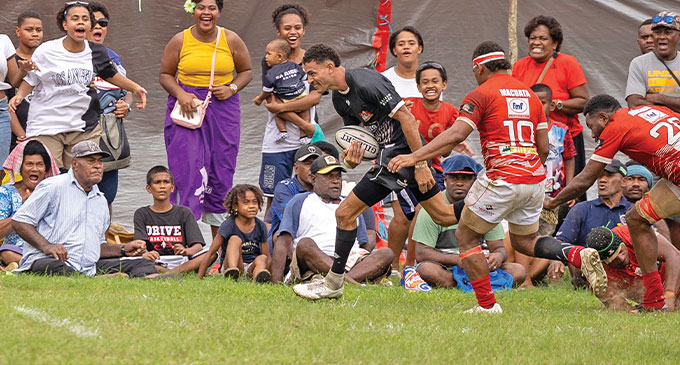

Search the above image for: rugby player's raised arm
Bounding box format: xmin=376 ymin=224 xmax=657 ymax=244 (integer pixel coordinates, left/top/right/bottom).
xmin=545 ymin=160 xmax=606 ymax=209
xmin=388 ymin=117 xmax=473 ymax=172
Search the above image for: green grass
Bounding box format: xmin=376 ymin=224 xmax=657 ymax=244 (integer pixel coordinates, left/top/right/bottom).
xmin=1 ymin=274 xmax=679 ymax=364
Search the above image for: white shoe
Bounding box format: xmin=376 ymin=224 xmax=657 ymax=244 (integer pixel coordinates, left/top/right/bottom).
xmin=463 ymin=303 xmax=503 ymax=314
xmin=580 ymin=248 xmax=608 ymax=296
xmin=293 ymin=277 xmax=343 ymax=300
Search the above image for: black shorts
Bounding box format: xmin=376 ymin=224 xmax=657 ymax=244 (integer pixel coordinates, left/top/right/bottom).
xmin=353 ymin=143 xmax=440 ymax=207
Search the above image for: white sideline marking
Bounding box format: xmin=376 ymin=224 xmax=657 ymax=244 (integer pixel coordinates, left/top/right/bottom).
xmin=14 ymin=306 xmax=101 ymax=339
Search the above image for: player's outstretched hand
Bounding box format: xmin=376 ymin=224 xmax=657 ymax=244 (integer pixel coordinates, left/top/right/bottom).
xmin=414 ymin=166 xmax=435 ymax=193
xmin=454 ymin=141 xmax=474 ymax=156
xmin=341 ymin=141 xmax=364 ymax=169
xmin=388 ymin=154 xmax=416 ymax=172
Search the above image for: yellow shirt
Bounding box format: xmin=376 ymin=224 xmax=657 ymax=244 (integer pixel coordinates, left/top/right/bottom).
xmin=177 ymin=26 xmax=234 ymax=87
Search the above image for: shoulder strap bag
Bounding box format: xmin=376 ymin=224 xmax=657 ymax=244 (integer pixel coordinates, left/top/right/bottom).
xmin=170 ymin=26 xmax=222 ymax=129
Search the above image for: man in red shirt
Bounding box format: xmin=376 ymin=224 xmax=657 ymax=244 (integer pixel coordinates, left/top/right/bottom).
xmin=585 ymin=225 xmax=680 ymax=311
xmin=546 ymin=94 xmax=680 ymax=311
xmin=390 ymin=41 xmax=607 ymax=313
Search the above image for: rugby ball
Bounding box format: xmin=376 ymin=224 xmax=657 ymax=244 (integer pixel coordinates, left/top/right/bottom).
xmin=335 ymin=126 xmax=379 ymax=160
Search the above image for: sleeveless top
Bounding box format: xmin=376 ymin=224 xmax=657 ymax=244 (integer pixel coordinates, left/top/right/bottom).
xmin=177 ymin=26 xmax=234 ymax=87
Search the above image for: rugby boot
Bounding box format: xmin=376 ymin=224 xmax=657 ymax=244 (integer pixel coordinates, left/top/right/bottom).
xmin=580 ymin=248 xmax=608 ymax=296
xmin=463 ymin=303 xmax=503 ymax=314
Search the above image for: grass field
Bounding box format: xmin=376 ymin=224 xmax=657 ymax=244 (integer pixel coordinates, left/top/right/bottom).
xmin=1 ymin=274 xmax=679 ymax=364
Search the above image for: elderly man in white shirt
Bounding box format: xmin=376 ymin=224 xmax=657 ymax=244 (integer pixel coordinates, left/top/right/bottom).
xmin=12 ymin=140 xmax=157 ymax=277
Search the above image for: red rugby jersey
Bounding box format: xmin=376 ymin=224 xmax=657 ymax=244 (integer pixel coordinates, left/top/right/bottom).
xmin=458 ymin=73 xmax=547 ymax=183
xmin=606 ymin=225 xmax=666 ymax=285
xmin=592 ymin=105 xmax=680 ymax=186
xmin=411 ymin=99 xmax=459 ymax=172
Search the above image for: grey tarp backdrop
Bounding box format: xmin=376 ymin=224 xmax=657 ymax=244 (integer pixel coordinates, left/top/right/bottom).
xmin=0 ymin=0 xmax=675 ymax=225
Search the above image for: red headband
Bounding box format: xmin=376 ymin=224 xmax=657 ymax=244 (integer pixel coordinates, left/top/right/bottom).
xmin=472 ymin=52 xmax=505 ymax=67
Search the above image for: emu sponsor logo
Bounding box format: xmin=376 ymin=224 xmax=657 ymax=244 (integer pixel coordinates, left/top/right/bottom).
xmin=639 ymin=109 xmax=667 ymax=123
xmin=506 ymin=97 xmax=530 ymax=118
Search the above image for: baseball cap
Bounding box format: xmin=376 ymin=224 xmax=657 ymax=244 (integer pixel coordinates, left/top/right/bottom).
xmin=441 ymin=155 xmax=483 ymax=176
xmin=626 ymin=164 xmax=653 ymax=188
xmin=71 ymin=140 xmax=110 ymax=159
xmin=651 ymin=11 xmax=680 ymax=31
xmin=294 ymin=145 xmax=321 ymax=162
xmin=603 ymin=159 xmax=627 ymax=176
xmin=310 ymin=155 xmax=346 ymax=175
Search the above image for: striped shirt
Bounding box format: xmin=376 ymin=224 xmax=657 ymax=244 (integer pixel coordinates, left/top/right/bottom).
xmin=14 ymin=169 xmax=109 ymax=276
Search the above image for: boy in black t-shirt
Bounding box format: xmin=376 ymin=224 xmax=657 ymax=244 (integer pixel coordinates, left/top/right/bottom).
xmin=292 ymin=44 xmax=463 ymax=300
xmin=133 ymin=166 xmax=206 ymax=273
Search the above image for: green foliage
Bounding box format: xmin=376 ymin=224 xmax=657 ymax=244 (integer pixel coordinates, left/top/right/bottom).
xmin=1 ymin=275 xmax=679 ymax=363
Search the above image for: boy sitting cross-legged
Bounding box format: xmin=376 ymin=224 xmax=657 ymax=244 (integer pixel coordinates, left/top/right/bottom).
xmin=133 ymin=166 xmax=207 ymax=273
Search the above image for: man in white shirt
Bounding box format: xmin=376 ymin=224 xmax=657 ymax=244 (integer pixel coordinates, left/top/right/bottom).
xmin=275 ymin=155 xmax=393 ymax=284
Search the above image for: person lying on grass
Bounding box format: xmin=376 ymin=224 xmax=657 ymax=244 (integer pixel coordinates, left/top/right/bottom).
xmin=586 ymin=225 xmax=680 ymax=312
xmin=133 ymin=166 xmax=207 ymax=273
xmin=197 ymin=184 xmax=271 ymax=282
xmin=11 ymin=141 xmax=158 ymax=278
xmin=271 ymin=156 xmax=393 ymax=284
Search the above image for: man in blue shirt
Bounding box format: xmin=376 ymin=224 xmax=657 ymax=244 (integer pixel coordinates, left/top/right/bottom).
xmin=267 ymin=144 xmax=320 ymax=246
xmin=554 ymin=159 xmax=631 ymax=287
xmin=12 ymin=141 xmax=157 ymax=277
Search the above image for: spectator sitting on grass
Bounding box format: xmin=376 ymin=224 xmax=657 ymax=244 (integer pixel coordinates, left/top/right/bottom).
xmin=133 ymin=166 xmax=207 ymax=273
xmin=268 ymin=143 xmax=376 ymax=272
xmin=271 ymin=155 xmax=393 ymax=284
xmin=12 ymin=141 xmax=157 ymax=277
xmin=412 ymin=155 xmax=526 ymax=288
xmin=586 ymin=225 xmax=680 ymax=312
xmin=197 ymin=184 xmax=271 ymax=282
xmin=0 ymin=140 xmax=59 ymax=269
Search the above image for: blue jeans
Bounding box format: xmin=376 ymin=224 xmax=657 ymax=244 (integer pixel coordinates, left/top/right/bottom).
xmin=0 ymin=98 xmax=11 ymax=163
xmin=98 ymin=169 xmax=119 ymax=205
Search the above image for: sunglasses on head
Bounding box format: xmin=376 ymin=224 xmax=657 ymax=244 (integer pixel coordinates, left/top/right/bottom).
xmin=63 ymin=1 xmax=90 ymax=17
xmin=652 ymin=15 xmax=676 ymax=24
xmin=95 ymin=18 xmax=109 ymax=27
xmin=417 ymin=61 xmax=444 ymax=72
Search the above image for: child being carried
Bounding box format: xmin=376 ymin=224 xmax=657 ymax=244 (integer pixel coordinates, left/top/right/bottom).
xmin=253 ymin=39 xmax=311 ymax=143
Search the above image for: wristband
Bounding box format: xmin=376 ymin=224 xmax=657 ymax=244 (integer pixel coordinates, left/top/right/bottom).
xmin=415 ymin=161 xmax=427 ymax=169
xmin=665 ymin=291 xmax=676 ymax=299
xmin=120 ymin=245 xmax=126 ymax=257
xmin=125 ymin=102 xmax=131 ymax=112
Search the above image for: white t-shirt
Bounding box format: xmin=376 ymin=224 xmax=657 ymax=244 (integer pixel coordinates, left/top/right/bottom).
xmin=261 ymin=82 xmax=317 ymax=153
xmin=381 ymin=66 xmax=421 ymax=99
xmin=0 ymin=34 xmax=16 ymax=91
xmin=280 ymin=193 xmax=367 ymax=256
xmin=24 ymin=37 xmax=118 ymax=137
